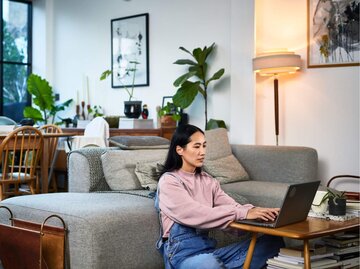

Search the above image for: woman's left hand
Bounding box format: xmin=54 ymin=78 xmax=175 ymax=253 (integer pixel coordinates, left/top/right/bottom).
xmin=246 ymin=207 xmax=280 ymax=221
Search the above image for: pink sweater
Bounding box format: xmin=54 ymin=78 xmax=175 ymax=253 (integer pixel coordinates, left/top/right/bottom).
xmin=158 ymin=169 xmax=254 ymax=237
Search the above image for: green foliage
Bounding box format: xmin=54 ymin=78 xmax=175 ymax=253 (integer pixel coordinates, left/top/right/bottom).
xmin=88 ymin=105 xmax=104 ymax=118
xmin=159 ymin=43 xmax=226 ymax=129
xmin=100 ymin=61 xmax=139 ymax=101
xmin=318 ymin=188 xmax=346 ymax=205
xmin=206 ymin=119 xmax=227 ymax=130
xmin=23 ymin=74 xmax=73 ymax=124
xmin=158 ymin=101 xmax=182 ymax=121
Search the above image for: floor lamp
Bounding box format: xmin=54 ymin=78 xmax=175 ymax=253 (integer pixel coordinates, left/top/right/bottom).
xmin=253 ymin=51 xmax=301 ymax=145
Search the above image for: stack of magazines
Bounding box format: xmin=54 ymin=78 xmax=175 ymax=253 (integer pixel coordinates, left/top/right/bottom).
xmin=267 ymin=243 xmax=341 ymax=269
xmin=321 ymin=232 xmax=359 ymax=269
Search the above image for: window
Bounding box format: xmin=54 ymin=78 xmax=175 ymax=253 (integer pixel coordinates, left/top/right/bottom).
xmin=0 ymin=0 xmax=32 ymax=122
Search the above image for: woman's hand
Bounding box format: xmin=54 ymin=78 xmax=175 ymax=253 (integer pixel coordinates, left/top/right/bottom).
xmin=246 ymin=207 xmax=280 ymax=221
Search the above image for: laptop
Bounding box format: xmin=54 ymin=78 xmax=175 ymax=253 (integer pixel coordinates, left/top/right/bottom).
xmin=236 ymin=180 xmax=320 ymax=228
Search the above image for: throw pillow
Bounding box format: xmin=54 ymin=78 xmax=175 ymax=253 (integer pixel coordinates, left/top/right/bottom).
xmin=108 ymin=136 xmax=170 ymax=150
xmin=134 ymin=161 xmax=164 ymax=191
xmin=203 ymin=154 xmax=249 ymax=184
xmin=101 ymin=149 xmax=167 ymax=191
xmin=204 ymin=128 xmax=232 ymax=160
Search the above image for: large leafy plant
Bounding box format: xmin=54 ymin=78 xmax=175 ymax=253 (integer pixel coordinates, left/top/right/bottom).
xmin=23 ymin=74 xmax=73 ymax=124
xmin=160 ymin=43 xmax=226 ymax=130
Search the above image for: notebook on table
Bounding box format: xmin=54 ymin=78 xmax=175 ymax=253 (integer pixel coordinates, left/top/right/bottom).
xmin=236 ymin=180 xmax=321 ymax=228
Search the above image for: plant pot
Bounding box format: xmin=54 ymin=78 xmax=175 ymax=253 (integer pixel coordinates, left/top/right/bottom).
xmin=124 ymin=101 xmax=142 ymax=119
xmin=328 ymin=197 xmax=346 ymax=216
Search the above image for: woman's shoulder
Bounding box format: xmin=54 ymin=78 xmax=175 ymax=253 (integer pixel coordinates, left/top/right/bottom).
xmin=159 ymin=171 xmax=183 ymax=186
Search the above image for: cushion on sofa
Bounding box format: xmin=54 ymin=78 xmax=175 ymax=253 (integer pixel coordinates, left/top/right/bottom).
xmin=203 ymin=154 xmax=249 ymax=184
xmin=108 ymin=136 xmax=170 ymax=150
xmin=101 ymin=150 xmax=167 ymax=190
xmin=204 ymin=128 xmax=232 ymax=160
xmin=204 ymin=128 xmax=250 ymax=184
xmin=135 ymin=161 xmax=164 ymax=191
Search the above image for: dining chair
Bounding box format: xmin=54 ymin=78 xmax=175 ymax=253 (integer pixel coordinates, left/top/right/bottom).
xmin=0 ymin=116 xmax=16 ymax=125
xmin=0 ymin=126 xmax=44 ymax=201
xmin=39 ymin=124 xmax=63 ymax=192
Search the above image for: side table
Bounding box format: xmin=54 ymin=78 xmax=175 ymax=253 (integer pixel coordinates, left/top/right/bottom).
xmin=229 ymin=217 xmax=359 ymax=269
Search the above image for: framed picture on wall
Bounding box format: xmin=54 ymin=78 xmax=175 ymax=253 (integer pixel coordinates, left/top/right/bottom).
xmin=307 ymin=0 xmax=360 ymax=68
xmin=111 ymin=13 xmax=149 ymax=87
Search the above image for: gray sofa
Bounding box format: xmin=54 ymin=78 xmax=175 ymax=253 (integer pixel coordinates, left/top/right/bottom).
xmin=0 ymin=130 xmax=318 ymax=269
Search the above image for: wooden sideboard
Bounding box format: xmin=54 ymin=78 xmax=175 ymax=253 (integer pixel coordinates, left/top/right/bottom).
xmin=61 ymin=127 xmax=176 ymax=140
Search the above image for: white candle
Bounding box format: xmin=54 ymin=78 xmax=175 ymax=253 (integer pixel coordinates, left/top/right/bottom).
xmin=82 ymin=75 xmax=86 ymax=102
xmin=86 ymin=76 xmax=90 ymax=105
xmin=76 ymin=90 xmax=79 ymax=105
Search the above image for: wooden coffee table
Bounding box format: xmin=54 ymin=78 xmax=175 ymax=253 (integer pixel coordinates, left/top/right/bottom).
xmin=229 ymin=217 xmax=359 ymax=269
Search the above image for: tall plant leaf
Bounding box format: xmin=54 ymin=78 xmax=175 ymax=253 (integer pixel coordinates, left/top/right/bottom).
xmin=27 ymin=74 xmax=54 ymax=110
xmin=205 ymin=68 xmax=225 ymax=87
xmin=173 ymin=81 xmax=201 ymax=108
xmin=179 ymin=46 xmax=192 ymax=56
xmin=173 ymin=59 xmax=197 ymax=65
xmin=173 ymin=71 xmax=197 ymax=87
xmin=23 ymin=107 xmax=44 ymax=122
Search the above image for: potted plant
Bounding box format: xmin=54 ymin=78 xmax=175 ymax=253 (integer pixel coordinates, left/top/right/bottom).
xmin=159 ymin=43 xmax=226 ymax=130
xmin=316 ymin=188 xmax=347 ymax=216
xmin=100 ymin=61 xmax=142 ymax=118
xmin=23 ymin=74 xmax=73 ymax=125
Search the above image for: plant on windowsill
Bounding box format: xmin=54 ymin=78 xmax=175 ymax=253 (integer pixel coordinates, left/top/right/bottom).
xmin=159 ymin=43 xmax=226 ymax=130
xmin=316 ymin=188 xmax=347 ymax=216
xmin=100 ymin=61 xmax=142 ymax=118
xmin=23 ymin=74 xmax=73 ymax=125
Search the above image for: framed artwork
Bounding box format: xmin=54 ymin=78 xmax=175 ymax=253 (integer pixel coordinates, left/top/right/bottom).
xmin=111 ymin=13 xmax=149 ymax=87
xmin=307 ymin=0 xmax=360 ymax=68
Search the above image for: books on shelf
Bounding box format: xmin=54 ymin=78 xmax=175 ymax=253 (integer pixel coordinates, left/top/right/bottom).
xmin=321 ymin=233 xmax=359 ymax=248
xmin=279 ymin=244 xmax=327 ymax=257
xmin=267 ymin=257 xmax=342 ymax=269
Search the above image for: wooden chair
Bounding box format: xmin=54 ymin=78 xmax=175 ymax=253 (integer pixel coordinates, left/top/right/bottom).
xmin=0 ymin=126 xmax=43 ymax=201
xmin=39 ymin=124 xmax=63 ymax=192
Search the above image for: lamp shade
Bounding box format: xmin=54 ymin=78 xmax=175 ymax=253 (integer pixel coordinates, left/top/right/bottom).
xmin=253 ymin=51 xmax=301 ymax=76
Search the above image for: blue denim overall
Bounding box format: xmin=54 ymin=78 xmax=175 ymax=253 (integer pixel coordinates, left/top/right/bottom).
xmin=155 ymin=175 xmax=284 ymax=269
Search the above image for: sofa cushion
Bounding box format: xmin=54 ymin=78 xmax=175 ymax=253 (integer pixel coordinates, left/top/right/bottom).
xmin=203 ymin=154 xmax=249 ymax=184
xmin=204 ymin=128 xmax=250 ymax=184
xmin=134 ymin=161 xmax=164 ymax=191
xmin=108 ymin=136 xmax=170 ymax=150
xmin=101 ymin=150 xmax=167 ymax=190
xmin=204 ymin=128 xmax=232 ymax=160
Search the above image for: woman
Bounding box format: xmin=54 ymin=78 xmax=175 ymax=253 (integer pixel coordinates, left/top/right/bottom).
xmin=155 ymin=124 xmax=284 ymax=269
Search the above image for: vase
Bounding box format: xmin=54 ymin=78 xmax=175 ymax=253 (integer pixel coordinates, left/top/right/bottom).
xmin=328 ymin=197 xmax=346 ymax=216
xmin=124 ymin=101 xmax=142 ymax=119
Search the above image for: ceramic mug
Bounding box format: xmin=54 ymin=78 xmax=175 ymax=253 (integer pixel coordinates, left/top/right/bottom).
xmin=311 ymin=190 xmax=328 ymax=213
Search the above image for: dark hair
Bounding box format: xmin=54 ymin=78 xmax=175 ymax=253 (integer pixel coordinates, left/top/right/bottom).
xmin=159 ymin=124 xmax=204 ymax=177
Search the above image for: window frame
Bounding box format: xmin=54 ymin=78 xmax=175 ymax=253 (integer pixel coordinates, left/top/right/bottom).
xmin=0 ymin=0 xmax=32 ymax=119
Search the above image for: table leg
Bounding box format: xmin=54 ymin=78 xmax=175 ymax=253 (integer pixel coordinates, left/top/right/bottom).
xmin=303 ymin=239 xmax=311 ymax=269
xmin=243 ymin=232 xmax=258 ymax=269
xmin=41 ymin=139 xmax=49 ymax=193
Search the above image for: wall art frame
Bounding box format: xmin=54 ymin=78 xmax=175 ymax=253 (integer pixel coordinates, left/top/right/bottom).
xmin=111 ymin=13 xmax=149 ymax=87
xmin=307 ymin=0 xmax=359 ymax=68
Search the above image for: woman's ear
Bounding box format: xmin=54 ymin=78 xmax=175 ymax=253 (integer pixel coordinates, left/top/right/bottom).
xmin=176 ymin=145 xmax=183 ymax=156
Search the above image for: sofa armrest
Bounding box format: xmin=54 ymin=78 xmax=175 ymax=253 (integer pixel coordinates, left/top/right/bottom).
xmin=231 ymin=144 xmax=318 ymax=184
xmin=68 ymin=147 xmax=117 ymax=192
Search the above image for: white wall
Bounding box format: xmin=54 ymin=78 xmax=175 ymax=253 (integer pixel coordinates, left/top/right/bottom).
xmin=33 ymin=0 xmax=359 ymax=188
xmin=255 ymin=0 xmax=360 ymax=188
xmin=33 ymin=0 xmax=256 ymax=135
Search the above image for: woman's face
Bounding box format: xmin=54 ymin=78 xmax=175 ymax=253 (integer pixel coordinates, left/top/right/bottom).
xmin=176 ymin=131 xmax=206 ymax=173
